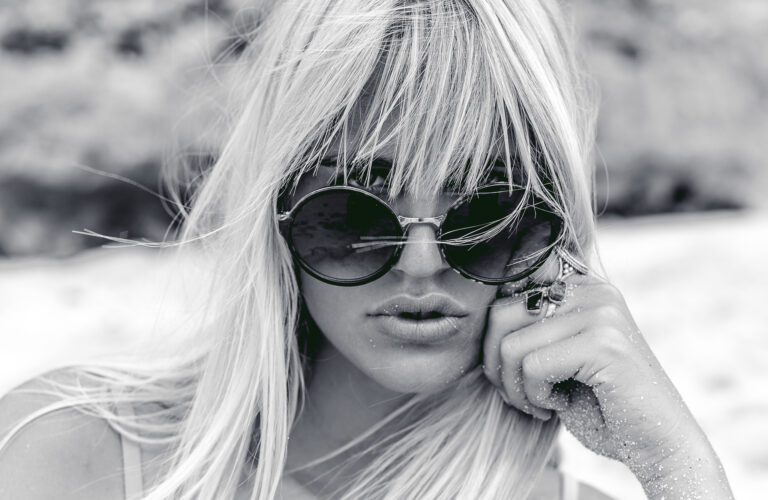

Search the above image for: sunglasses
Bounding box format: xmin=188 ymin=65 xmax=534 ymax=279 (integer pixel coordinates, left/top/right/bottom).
xmin=278 ymin=183 xmax=563 ymax=286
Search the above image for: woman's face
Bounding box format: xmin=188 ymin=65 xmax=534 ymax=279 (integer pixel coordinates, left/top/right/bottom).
xmin=291 ymin=149 xmax=501 ymax=394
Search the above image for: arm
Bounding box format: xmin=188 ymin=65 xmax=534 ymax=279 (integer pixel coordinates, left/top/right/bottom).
xmin=483 ymin=261 xmax=734 ymax=499
xmin=631 ymin=434 xmax=732 ymax=500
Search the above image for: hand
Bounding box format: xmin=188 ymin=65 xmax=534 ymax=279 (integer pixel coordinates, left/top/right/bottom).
xmin=482 ymin=256 xmax=734 ymax=499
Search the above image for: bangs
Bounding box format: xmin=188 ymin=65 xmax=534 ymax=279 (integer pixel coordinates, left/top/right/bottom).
xmin=287 ymin=1 xmax=531 ymax=202
xmin=265 ymin=0 xmax=592 ymax=261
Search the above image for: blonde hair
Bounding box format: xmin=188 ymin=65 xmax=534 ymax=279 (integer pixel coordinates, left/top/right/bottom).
xmin=1 ymin=1 xmax=598 ymax=498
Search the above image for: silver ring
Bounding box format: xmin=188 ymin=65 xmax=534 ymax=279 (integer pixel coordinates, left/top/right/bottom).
xmin=544 ymin=301 xmax=558 ymax=318
xmin=498 ymin=250 xmax=587 ymax=316
xmin=537 ymin=251 xmax=585 ymax=317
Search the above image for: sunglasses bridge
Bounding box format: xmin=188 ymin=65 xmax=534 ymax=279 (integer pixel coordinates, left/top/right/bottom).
xmin=396 ymin=214 xmax=447 ymax=233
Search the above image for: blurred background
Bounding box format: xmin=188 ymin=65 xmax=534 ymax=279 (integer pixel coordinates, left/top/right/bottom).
xmin=0 ymin=0 xmax=766 ymax=498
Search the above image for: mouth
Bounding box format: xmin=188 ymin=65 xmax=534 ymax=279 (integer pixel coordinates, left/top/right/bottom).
xmin=371 ymin=294 xmax=469 ymax=318
xmin=369 ymin=294 xmax=469 ymax=344
xmin=393 ymin=310 xmax=449 ymax=321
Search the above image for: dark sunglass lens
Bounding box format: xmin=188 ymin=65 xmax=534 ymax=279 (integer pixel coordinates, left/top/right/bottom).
xmin=441 ymin=186 xmax=559 ymax=282
xmin=290 ymin=190 xmax=401 ymax=282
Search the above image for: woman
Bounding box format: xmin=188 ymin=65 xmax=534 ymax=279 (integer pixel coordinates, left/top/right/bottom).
xmin=0 ymin=0 xmax=733 ymax=499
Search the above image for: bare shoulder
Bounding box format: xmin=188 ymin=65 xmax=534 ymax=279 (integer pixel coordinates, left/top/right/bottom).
xmin=0 ymin=371 xmax=125 ymax=500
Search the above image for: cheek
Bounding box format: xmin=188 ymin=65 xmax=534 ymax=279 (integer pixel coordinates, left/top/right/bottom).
xmin=299 ymin=272 xmax=379 ymax=364
xmin=300 ymin=275 xmax=367 ymax=338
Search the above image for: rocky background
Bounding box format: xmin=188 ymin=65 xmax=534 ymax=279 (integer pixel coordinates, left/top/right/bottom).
xmin=1 ymin=0 xmax=767 ymax=257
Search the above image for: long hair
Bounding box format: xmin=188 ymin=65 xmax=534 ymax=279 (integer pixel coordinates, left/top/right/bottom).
xmin=1 ymin=1 xmax=598 ymax=498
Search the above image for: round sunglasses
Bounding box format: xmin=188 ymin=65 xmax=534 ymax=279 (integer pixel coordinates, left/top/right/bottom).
xmin=278 ymin=183 xmax=563 ymax=286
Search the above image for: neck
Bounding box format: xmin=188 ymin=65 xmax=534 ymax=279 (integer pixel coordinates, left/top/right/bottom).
xmin=285 ymin=340 xmax=409 ymax=493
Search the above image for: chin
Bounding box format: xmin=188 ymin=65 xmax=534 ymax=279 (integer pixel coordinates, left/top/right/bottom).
xmin=359 ymin=343 xmax=480 ymax=394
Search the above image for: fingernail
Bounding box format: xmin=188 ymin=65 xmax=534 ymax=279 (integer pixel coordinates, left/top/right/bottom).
xmin=523 ymin=403 xmax=551 ymax=420
xmin=533 ymin=408 xmax=552 ymax=421
xmin=498 ymin=390 xmax=511 ymax=406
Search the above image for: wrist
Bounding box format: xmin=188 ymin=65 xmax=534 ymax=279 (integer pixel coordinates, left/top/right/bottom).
xmin=630 ymin=435 xmax=733 ymax=500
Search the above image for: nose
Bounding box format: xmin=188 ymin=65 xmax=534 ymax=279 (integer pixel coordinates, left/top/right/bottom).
xmin=391 ymin=219 xmax=450 ymax=279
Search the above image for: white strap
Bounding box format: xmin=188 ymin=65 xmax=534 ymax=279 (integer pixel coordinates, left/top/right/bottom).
xmin=115 ymin=401 xmax=144 ymax=500
xmin=560 ymin=470 xmax=579 ymax=500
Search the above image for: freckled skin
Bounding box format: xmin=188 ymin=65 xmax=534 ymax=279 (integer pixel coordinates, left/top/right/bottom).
xmin=288 ymin=95 xmax=518 ymax=393
xmin=297 ymin=182 xmax=500 ymax=393
xmin=289 ymin=167 xmax=734 ymax=500
xmin=287 ymin=124 xmax=512 ymax=394
xmin=291 ymin=149 xmax=551 ymax=394
xmin=300 ymin=265 xmax=497 ymax=394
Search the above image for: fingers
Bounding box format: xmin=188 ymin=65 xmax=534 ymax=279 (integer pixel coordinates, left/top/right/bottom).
xmin=484 ymin=258 xmax=595 ymax=389
xmin=521 ymin=332 xmax=594 ymax=410
xmin=482 ymin=253 xmax=564 ymax=389
xmin=519 ymin=329 xmax=621 ymax=449
xmin=482 ymin=294 xmax=545 ymax=390
xmin=497 ymin=312 xmax=596 ymax=419
xmin=486 ymin=277 xmax=633 ymax=420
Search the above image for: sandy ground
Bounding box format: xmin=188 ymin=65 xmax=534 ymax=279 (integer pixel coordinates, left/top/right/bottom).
xmin=1 ymin=210 xmax=766 ymax=499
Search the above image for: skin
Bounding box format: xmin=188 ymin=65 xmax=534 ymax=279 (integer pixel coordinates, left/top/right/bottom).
xmin=294 ymin=166 xmax=498 ymax=395
xmin=485 ymin=269 xmax=734 ymax=498
xmin=283 ymin=83 xmax=732 ymax=498
xmin=289 ymin=98 xmax=521 ymax=396
xmin=287 ymin=160 xmax=734 ymax=499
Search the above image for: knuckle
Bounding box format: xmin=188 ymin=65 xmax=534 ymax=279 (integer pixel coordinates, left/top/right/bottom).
xmin=594 ymin=327 xmax=630 ymax=357
xmin=521 ymin=352 xmax=543 ymax=378
xmin=500 ymin=334 xmax=519 ymax=358
xmin=592 ymin=303 xmax=624 ymax=324
xmin=594 ymin=282 xmax=625 ymax=303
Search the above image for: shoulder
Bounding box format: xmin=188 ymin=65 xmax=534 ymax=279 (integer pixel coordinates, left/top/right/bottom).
xmin=0 ymin=371 xmax=125 ymax=500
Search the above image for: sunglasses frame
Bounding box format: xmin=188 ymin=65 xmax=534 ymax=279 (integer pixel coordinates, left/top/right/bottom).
xmin=278 ymin=183 xmax=563 ymax=286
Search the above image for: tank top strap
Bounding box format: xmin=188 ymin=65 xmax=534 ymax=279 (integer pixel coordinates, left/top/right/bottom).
xmin=113 ymin=399 xmax=144 ymax=500
xmin=559 ymin=469 xmax=579 ymax=500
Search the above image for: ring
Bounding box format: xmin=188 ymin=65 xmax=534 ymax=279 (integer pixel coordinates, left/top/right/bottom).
xmin=544 ymin=301 xmax=558 ymax=318
xmin=497 ymin=250 xmax=586 ymax=316
xmin=532 ymin=250 xmax=585 ymax=317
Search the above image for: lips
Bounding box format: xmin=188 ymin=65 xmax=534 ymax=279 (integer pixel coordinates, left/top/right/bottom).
xmin=371 ymin=294 xmax=469 ymax=318
xmin=369 ymin=294 xmax=469 ymax=344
